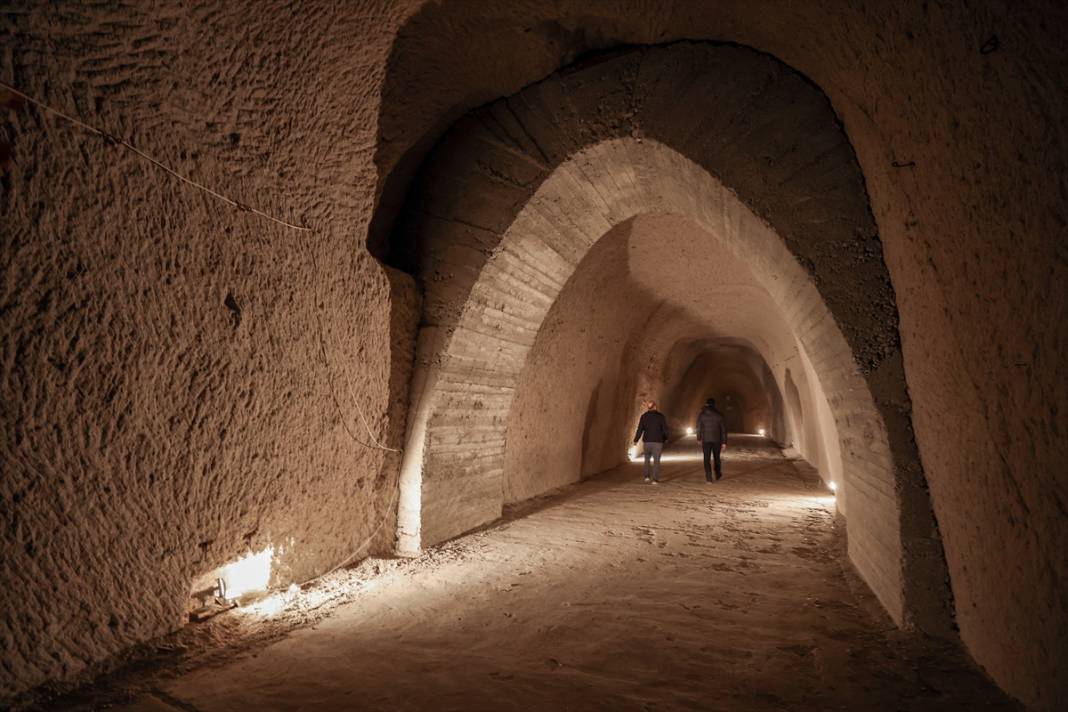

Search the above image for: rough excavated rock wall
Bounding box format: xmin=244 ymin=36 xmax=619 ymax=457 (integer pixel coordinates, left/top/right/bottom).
xmin=3 ymin=1 xmax=1064 ymax=708
xmin=376 ymin=5 xmax=1066 ymax=708
xmin=0 ymin=1 xmax=417 ymax=701
xmin=794 ymin=343 xmax=847 ymax=502
xmin=502 ymin=222 xmax=653 ymax=503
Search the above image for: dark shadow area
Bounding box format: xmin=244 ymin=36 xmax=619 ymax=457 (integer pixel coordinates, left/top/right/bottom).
xmin=662 ymin=341 xmax=783 ymax=440
xmin=368 ymin=8 xmax=633 ymax=263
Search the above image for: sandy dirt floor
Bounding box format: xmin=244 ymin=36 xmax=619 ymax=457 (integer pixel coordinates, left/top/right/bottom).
xmin=47 ymin=437 xmax=1016 ymax=711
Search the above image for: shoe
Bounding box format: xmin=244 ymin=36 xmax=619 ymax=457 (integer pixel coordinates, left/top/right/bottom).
xmin=652 ymin=480 xmax=660 ymax=485
xmin=643 ymin=477 xmax=650 ymax=483
xmin=705 ymin=479 xmax=713 ymax=484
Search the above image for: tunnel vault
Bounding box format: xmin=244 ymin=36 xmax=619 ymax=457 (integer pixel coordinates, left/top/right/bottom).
xmin=386 ymin=43 xmax=951 ymax=634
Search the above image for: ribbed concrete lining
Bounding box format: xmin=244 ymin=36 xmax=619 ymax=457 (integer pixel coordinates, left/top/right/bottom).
xmin=393 ymin=43 xmax=951 ymax=633
xmin=401 ymin=135 xmax=910 ymax=622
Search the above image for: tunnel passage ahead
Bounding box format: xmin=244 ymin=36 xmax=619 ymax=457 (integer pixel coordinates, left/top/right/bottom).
xmin=113 ymin=440 xmax=1013 ymax=712
xmin=390 ymin=41 xmax=948 ymax=636
xmin=503 ymin=214 xmax=821 ymax=509
xmin=663 ymin=343 xmax=781 ymax=438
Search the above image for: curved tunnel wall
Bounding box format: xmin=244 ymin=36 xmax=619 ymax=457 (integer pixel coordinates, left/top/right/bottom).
xmin=502 ymin=218 xmax=799 ymax=505
xmin=392 ymin=42 xmax=948 ymax=636
xmin=3 ymin=2 xmax=1064 ymax=707
xmin=500 ymin=220 xmax=649 ymax=504
xmin=376 ymin=11 xmax=1066 ymax=705
xmin=399 ymin=135 xmax=866 ymax=562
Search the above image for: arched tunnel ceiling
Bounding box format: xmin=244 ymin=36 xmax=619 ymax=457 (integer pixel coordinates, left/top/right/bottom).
xmin=391 ymin=42 xmax=948 ymax=638
xmin=665 ymin=343 xmax=778 ymax=436
xmin=2 ymin=2 xmax=1063 ymax=708
xmin=390 ymin=42 xmax=899 ymax=377
xmin=372 ymin=28 xmax=1068 ymax=711
xmin=373 ymin=20 xmax=1068 ymax=711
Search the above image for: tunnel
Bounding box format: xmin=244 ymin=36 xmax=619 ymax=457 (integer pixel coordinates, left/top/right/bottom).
xmin=662 ymin=342 xmax=782 ymax=439
xmin=389 ymin=44 xmax=943 ymax=634
xmin=1 ymin=2 xmax=1065 ymax=711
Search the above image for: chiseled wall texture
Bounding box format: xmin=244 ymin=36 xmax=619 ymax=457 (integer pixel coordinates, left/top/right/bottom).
xmin=1 ymin=0 xmax=419 ymax=700
xmin=1 ymin=1 xmax=1064 ymax=708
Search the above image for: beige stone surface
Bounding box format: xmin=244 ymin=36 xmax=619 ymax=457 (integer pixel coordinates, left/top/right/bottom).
xmin=398 ymin=71 xmax=941 ymax=642
xmin=2 ymin=1 xmax=1064 ymax=708
xmin=377 ymin=8 xmax=1067 ymax=707
xmin=75 ymin=440 xmax=1016 ymax=712
xmin=504 ymin=212 xmax=823 ymax=503
xmin=1 ymin=0 xmax=417 ymax=699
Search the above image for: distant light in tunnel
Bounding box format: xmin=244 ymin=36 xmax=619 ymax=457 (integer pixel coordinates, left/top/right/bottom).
xmin=628 ymin=445 xmax=638 ymax=461
xmin=757 ymin=428 xmax=766 ymax=437
xmin=686 ymin=427 xmax=694 ymax=435
xmin=220 ymin=546 xmax=274 ymax=600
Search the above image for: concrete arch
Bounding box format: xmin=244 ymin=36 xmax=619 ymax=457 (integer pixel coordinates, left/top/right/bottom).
xmin=784 ymin=368 xmax=805 ymax=449
xmin=397 ymin=137 xmax=921 ymax=614
xmin=390 ymin=42 xmax=950 ymax=633
xmin=373 ymin=14 xmax=1068 ymax=706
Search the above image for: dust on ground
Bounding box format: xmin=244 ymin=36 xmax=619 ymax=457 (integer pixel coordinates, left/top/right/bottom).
xmin=33 ymin=437 xmax=1016 ymax=711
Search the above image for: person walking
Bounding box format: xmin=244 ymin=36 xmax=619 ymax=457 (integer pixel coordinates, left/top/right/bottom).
xmin=696 ymin=398 xmax=727 ymax=482
xmin=633 ymin=400 xmax=670 ymax=484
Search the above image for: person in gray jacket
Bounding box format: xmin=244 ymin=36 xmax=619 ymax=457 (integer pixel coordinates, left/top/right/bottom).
xmin=696 ymin=398 xmax=728 ymax=482
xmin=633 ymin=400 xmax=670 ymax=484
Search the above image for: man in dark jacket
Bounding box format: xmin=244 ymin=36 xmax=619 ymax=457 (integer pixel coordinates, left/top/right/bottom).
xmin=696 ymin=398 xmax=728 ymax=482
xmin=634 ymin=400 xmax=670 ymax=484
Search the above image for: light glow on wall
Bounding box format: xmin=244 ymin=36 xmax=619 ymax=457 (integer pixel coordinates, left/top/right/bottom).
xmin=829 ymin=481 xmax=838 ymax=494
xmin=220 ymin=546 xmax=274 ymax=600
xmin=245 ymin=583 xmax=299 ymax=616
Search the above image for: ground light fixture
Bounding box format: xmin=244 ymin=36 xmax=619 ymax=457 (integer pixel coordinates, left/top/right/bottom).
xmin=757 ymin=427 xmax=766 ymax=436
xmin=220 ymin=546 xmax=274 ymax=599
xmin=686 ymin=426 xmax=694 ymax=435
xmin=189 ymin=578 xmax=234 ymax=622
xmin=189 ymin=546 xmax=275 ymax=622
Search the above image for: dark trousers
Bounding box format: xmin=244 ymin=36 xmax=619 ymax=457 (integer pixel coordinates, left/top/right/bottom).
xmin=702 ymin=441 xmax=723 ymax=480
